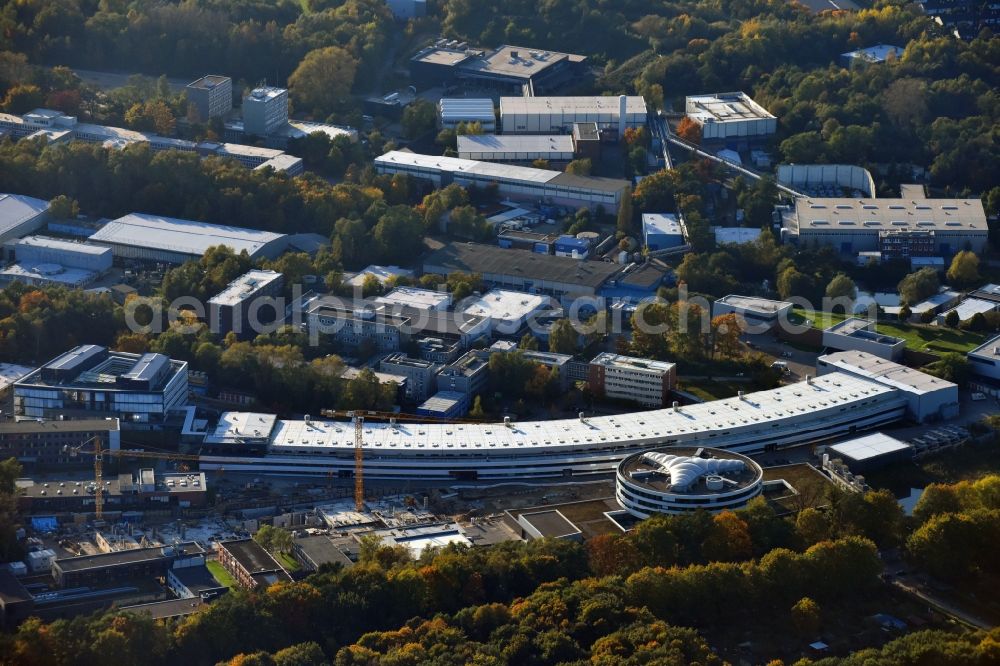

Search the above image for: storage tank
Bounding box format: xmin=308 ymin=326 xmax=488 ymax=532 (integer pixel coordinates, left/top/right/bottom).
xmin=705 ymin=475 xmax=724 ymax=491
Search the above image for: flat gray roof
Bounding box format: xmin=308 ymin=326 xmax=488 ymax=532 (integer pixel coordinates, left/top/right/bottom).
xmin=0 ymin=193 xmax=48 ymax=236
xmin=458 ymin=134 xmax=574 ymax=154
xmin=91 ymin=213 xmax=285 ymax=258
xmin=423 ymin=242 xmax=623 ymax=289
xmin=55 ymin=542 xmax=203 ymax=572
xmin=788 ymin=196 xmax=987 ymax=233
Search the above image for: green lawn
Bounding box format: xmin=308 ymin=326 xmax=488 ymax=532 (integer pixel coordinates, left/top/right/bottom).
xmin=677 ymin=379 xmax=746 ymax=402
xmin=276 ymin=551 xmax=301 ymax=573
xmin=206 ymin=560 xmax=236 ymax=588
xmin=791 ymin=308 xmax=985 ymax=354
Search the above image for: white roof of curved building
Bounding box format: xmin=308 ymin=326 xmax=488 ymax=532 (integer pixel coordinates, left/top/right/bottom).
xmin=642 ymin=452 xmax=746 ymax=491
xmin=265 ymin=372 xmax=897 ymax=453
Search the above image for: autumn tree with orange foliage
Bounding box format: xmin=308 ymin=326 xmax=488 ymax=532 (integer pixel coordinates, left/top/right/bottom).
xmin=676 ymin=116 xmax=702 ymax=144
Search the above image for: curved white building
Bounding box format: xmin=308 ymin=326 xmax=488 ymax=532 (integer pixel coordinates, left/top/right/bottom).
xmin=616 ymin=447 xmax=763 ymax=517
xmin=199 ymin=372 xmax=908 ymax=481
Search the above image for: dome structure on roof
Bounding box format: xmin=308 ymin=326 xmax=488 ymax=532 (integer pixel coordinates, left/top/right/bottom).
xmin=641 ymin=452 xmax=747 ymax=491
xmin=616 ymin=447 xmax=763 ymax=518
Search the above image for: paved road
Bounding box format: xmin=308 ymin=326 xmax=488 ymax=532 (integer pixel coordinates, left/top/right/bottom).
xmin=891 ymin=577 xmax=995 ymax=630
xmin=69 ymin=68 xmax=189 ymax=93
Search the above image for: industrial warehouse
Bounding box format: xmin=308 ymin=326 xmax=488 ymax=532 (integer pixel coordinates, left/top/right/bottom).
xmin=88 ymin=212 xmax=289 ymax=264
xmin=780 ymin=189 xmax=989 ymax=255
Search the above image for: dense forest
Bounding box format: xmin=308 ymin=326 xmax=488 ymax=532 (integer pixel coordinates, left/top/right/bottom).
xmin=2 ymin=476 xmax=999 ymax=665
xmin=0 ymin=0 xmax=996 ymax=193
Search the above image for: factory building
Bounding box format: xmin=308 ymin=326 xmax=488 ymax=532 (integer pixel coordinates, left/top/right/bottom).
xmin=423 ymin=242 xmax=626 ymax=305
xmin=197 ymin=371 xmax=909 ymax=480
xmin=817 ymin=350 xmax=959 ymax=423
xmin=375 ymin=150 xmax=630 ymax=212
xmin=89 ymin=212 xmax=288 ymax=264
xmin=499 ymin=95 xmax=647 ymax=135
xmin=780 ymin=191 xmax=988 ymax=255
xmin=438 ymin=98 xmax=496 ymax=132
xmin=185 ymin=75 xmax=233 ymax=122
xmin=0 ymin=235 xmax=113 ymax=288
xmin=0 ymin=418 xmax=120 ymax=468
xmin=642 ymin=213 xmax=687 ymax=251
xmin=0 ymin=194 xmax=49 ymax=245
xmin=457 ymin=134 xmax=575 ymax=162
xmin=208 ymin=269 xmax=284 ymax=340
xmin=589 ymin=352 xmax=676 ymax=407
xmin=410 ymin=41 xmax=587 ymax=94
xmin=616 ymin=447 xmax=764 ymax=518
xmin=968 ymin=333 xmax=1000 ymax=381
xmin=822 ymin=318 xmax=906 ymax=361
xmin=684 ymin=92 xmax=776 ymax=140
xmin=14 ymin=345 xmax=189 ymax=424
xmin=242 ymin=87 xmax=289 ymax=137
xmin=712 ymin=295 xmax=793 ymax=330
xmin=216 ymin=539 xmax=291 ymax=590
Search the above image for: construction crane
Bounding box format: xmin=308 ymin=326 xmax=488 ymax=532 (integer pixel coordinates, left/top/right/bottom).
xmin=319 ymin=408 xmax=484 ymax=512
xmin=351 ymin=411 xmax=364 ymax=511
xmin=65 ymin=437 xmax=202 ymax=521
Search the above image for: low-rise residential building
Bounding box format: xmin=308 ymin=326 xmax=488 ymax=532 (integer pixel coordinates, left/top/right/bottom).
xmin=712 ymin=295 xmax=793 ymax=330
xmin=822 ymin=318 xmax=906 ymax=361
xmin=216 ymin=539 xmax=291 ymax=590
xmin=208 ymin=269 xmax=284 ymax=340
xmin=817 ymin=350 xmax=959 ymax=423
xmin=589 ymin=352 xmax=676 ymax=407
